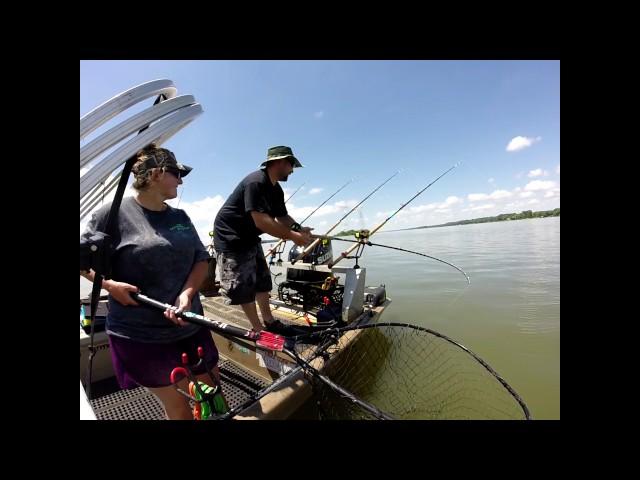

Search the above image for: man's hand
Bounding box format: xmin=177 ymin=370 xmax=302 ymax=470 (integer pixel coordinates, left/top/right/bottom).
xmin=299 ymin=229 xmax=313 ymax=245
xmin=290 ymin=230 xmax=312 ymax=247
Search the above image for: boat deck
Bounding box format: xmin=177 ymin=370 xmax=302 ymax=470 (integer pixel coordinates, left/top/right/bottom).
xmin=82 ymin=294 xmax=390 ymax=420
xmin=89 ymin=357 xmax=269 ymax=420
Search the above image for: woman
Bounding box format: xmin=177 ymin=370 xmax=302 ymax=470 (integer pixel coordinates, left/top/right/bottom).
xmin=81 ymin=144 xmax=221 ymax=420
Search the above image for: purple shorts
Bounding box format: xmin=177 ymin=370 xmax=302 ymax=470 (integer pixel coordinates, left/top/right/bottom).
xmin=108 ymin=327 xmax=220 ymax=389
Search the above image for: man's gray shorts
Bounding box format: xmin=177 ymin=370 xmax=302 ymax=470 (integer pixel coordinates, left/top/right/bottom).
xmin=216 ymin=244 xmax=272 ymax=305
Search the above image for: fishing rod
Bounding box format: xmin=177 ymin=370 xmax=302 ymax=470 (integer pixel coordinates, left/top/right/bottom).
xmin=328 ymin=163 xmax=460 ymax=268
xmin=132 ymin=292 xmax=394 ymax=420
xmin=311 ymin=233 xmax=470 ymax=284
xmin=266 ymin=179 xmax=354 ymax=259
xmin=132 ymin=293 xmax=529 ymax=420
xmin=131 ymin=293 xmax=330 ymax=344
xmin=284 ymin=182 xmax=306 ymax=204
xmin=132 ymin=292 xmax=288 ymax=349
xmin=291 ymin=171 xmax=400 ymax=264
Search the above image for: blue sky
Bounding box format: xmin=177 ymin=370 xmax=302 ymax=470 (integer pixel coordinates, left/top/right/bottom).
xmin=80 ymin=60 xmax=560 ymax=244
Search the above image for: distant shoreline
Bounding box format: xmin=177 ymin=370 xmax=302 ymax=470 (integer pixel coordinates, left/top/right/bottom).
xmin=335 ymin=208 xmax=560 ymax=236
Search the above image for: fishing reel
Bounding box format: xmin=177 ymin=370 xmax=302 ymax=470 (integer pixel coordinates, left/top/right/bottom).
xmin=354 ymin=229 xmax=370 ymax=242
xmin=289 ymin=237 xmax=333 ymax=265
xmin=341 ymin=229 xmax=372 ymax=269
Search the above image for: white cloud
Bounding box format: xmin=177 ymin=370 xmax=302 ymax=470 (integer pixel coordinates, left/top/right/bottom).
xmin=287 ymin=199 xmax=357 ymax=222
xmin=282 ymin=186 xmax=305 ymax=199
xmin=488 ymin=178 xmax=495 ymax=184
xmin=556 ymin=164 xmax=560 ymax=175
xmin=443 ymin=196 xmax=463 ymax=206
xmin=335 ymin=200 xmax=356 ymax=210
xmin=406 ymin=203 xmax=438 ymax=213
xmin=490 ymin=189 xmax=512 ymax=200
xmin=468 ymin=190 xmax=511 ymax=202
xmin=471 ymin=203 xmax=495 ymax=211
xmin=524 ymin=180 xmax=556 ymax=191
xmin=369 ymin=184 xmax=560 ymax=230
xmin=374 ymin=195 xmax=462 ymax=229
xmin=171 ymin=195 xmax=225 ymax=223
xmin=528 ymin=168 xmax=549 ymax=178
xmin=506 ymin=136 xmax=542 ymax=152
xmin=314 ymin=111 xmax=324 ymax=118
xmin=468 ymin=193 xmax=489 ymax=202
xmin=167 ymin=195 xmax=226 ymax=245
xmin=544 ymin=188 xmax=560 ymax=198
xmin=309 ymin=187 xmax=323 ymax=195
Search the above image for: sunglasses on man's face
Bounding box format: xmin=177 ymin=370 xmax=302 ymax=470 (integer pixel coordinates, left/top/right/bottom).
xmin=164 ymin=167 xmax=182 ymax=179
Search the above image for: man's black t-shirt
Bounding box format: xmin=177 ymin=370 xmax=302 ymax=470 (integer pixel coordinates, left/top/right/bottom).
xmin=214 ymin=169 xmax=287 ymax=252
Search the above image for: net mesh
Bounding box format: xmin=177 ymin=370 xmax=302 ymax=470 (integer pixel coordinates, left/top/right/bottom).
xmin=289 ymin=323 xmax=529 ymax=420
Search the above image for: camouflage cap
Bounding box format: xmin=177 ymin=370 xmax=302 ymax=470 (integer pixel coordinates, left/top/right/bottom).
xmin=133 ymin=146 xmax=193 ymax=177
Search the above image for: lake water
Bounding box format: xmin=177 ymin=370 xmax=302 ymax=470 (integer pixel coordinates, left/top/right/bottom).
xmin=325 ymin=217 xmax=560 ymax=419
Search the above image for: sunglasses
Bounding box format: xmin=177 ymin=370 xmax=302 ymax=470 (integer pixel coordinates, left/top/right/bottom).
xmin=164 ymin=167 xmax=182 ymax=179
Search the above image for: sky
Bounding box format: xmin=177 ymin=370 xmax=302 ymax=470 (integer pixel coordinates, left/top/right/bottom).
xmin=80 ymin=60 xmax=560 ymax=245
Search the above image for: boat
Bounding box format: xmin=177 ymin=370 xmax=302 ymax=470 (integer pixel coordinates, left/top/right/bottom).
xmin=80 ymin=79 xmax=531 ymax=421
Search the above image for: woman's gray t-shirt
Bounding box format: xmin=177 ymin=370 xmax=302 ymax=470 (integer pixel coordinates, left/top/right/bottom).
xmin=81 ymin=197 xmax=210 ymax=343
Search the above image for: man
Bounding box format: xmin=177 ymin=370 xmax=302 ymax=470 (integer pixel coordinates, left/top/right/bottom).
xmin=213 ymin=146 xmax=313 ymax=332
